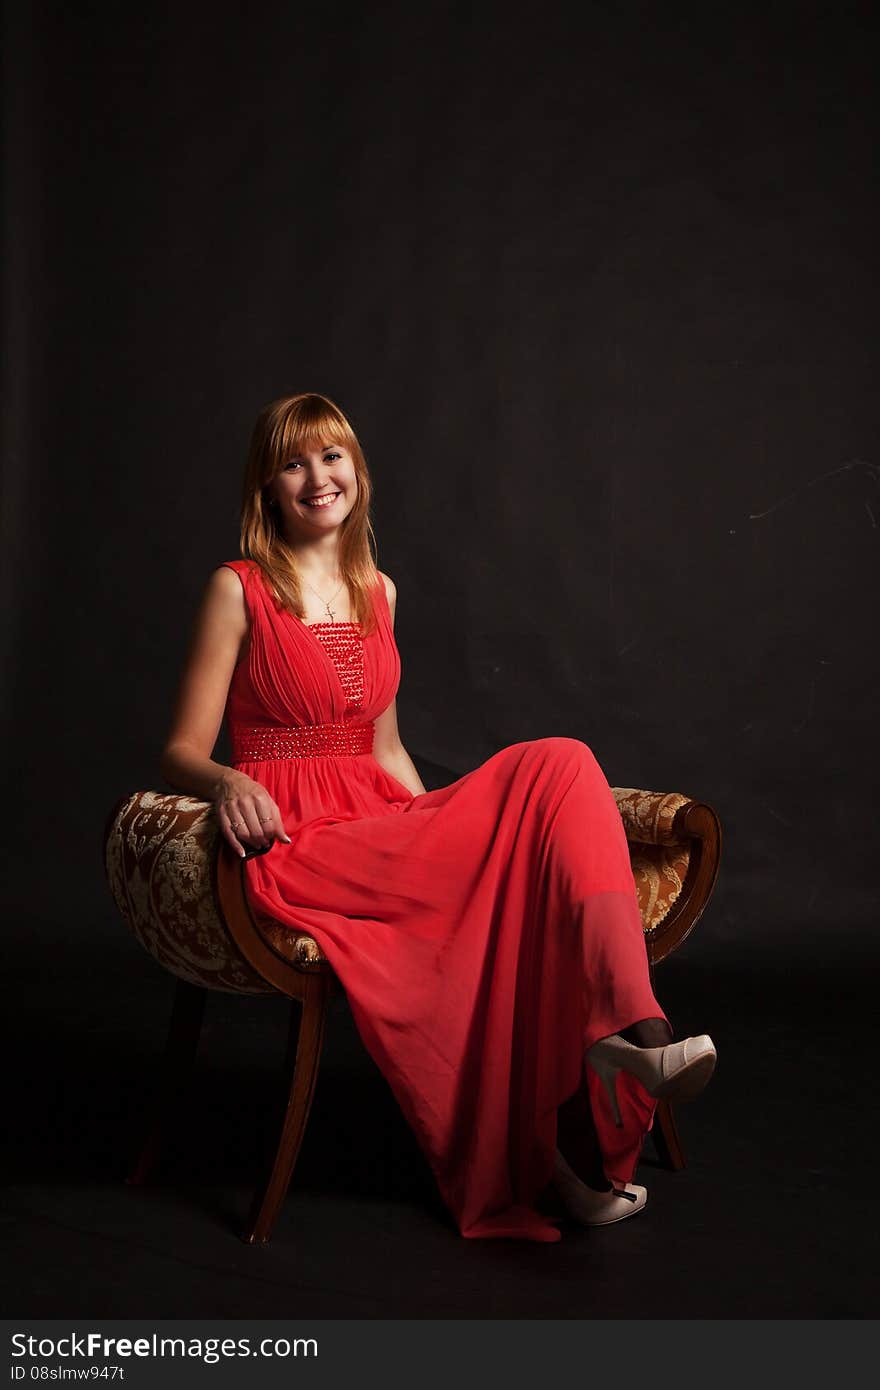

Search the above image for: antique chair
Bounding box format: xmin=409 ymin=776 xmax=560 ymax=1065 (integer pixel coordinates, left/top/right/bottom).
xmin=103 ymin=783 xmax=721 ymax=1244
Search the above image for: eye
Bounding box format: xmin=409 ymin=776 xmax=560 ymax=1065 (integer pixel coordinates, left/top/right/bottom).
xmin=323 ymin=451 xmax=342 ymax=462
xmin=282 ymin=460 xmax=303 ymax=471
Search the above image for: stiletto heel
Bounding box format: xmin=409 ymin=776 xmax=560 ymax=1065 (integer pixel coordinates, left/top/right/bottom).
xmin=586 ymin=1032 xmax=717 ymax=1109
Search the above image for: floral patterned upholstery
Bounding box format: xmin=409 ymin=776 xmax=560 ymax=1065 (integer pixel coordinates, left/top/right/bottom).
xmin=104 ymin=791 xmax=324 ymax=993
xmin=105 ymin=787 xmax=699 ymax=994
xmin=612 ymin=788 xmax=693 ymax=935
xmin=612 ymin=788 xmax=691 ymax=845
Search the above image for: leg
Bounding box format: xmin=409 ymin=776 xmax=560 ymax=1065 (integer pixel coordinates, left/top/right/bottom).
xmin=242 ymin=971 xmax=330 ymax=1245
xmin=620 ymin=1016 xmax=674 ymax=1048
xmin=535 ymin=742 xmax=676 ymax=1190
xmin=620 ymin=1016 xmax=687 ymax=1169
xmin=126 ymin=977 xmax=206 ymax=1186
xmin=553 ymin=1072 xmax=649 ymax=1225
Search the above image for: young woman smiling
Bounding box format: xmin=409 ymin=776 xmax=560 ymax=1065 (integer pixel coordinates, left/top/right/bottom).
xmin=160 ymin=391 xmax=716 ymax=1241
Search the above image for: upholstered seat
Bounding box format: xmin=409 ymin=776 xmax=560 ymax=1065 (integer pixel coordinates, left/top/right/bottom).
xmin=104 ymin=783 xmax=721 ymax=1243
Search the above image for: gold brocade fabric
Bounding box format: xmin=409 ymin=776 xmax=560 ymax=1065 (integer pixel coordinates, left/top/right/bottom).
xmin=611 ymin=788 xmax=693 ymax=932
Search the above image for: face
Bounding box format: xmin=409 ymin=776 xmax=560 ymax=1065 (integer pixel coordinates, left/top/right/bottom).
xmin=268 ymin=441 xmax=358 ymax=533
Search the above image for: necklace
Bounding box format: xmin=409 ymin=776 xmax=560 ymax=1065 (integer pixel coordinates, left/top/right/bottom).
xmin=302 ymin=574 xmax=345 ymax=623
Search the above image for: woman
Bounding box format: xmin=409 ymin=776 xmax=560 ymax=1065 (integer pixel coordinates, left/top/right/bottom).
xmin=161 ymin=391 xmax=716 ymax=1242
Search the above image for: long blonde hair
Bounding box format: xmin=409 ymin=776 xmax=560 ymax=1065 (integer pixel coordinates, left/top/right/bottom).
xmin=240 ymin=392 xmax=381 ymax=635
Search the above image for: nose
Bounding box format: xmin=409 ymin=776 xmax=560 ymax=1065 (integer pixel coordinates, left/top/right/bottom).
xmin=305 ymin=463 xmax=331 ymax=483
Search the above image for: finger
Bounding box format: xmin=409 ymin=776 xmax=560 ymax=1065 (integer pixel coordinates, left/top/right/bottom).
xmin=273 ymin=804 xmax=292 ymax=844
xmin=221 ymin=797 xmax=256 ymax=844
xmin=256 ymin=800 xmax=291 ymax=845
xmin=225 ymin=802 xmax=259 ymax=850
xmin=217 ymin=805 xmax=247 ymax=859
xmin=253 ymin=800 xmax=277 ymax=839
xmin=240 ymin=799 xmax=270 ymax=848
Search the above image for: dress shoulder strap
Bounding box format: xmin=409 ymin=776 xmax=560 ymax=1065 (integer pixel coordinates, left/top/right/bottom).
xmin=220 ymin=558 xmax=256 ymax=580
xmin=220 ymin=558 xmax=264 ymax=594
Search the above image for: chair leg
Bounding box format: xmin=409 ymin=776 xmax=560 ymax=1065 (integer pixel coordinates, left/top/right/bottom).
xmin=652 ymin=1099 xmax=687 ymax=1171
xmin=126 ymin=977 xmax=207 ymax=1186
xmin=242 ymin=972 xmax=330 ymax=1244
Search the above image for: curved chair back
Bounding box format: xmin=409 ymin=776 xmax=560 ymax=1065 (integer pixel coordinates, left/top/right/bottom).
xmin=611 ymin=789 xmax=722 ymax=964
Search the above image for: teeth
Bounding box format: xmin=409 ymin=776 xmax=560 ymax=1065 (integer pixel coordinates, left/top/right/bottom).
xmin=304 ymin=493 xmax=339 ymax=508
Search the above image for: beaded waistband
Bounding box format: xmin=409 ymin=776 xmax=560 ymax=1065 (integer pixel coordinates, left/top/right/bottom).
xmin=231 ymin=719 xmax=375 ymax=762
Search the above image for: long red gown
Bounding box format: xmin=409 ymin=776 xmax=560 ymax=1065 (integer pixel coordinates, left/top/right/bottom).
xmin=222 ymin=558 xmax=666 ymax=1242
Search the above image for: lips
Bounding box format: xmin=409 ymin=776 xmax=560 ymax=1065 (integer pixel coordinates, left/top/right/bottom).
xmin=302 ymin=492 xmax=341 ymax=508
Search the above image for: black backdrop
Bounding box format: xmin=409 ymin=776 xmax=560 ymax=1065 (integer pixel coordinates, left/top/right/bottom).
xmin=3 ymin=0 xmax=877 ymax=956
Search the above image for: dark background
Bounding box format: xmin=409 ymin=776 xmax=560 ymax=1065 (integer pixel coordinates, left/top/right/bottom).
xmin=3 ymin=0 xmax=878 ymax=1319
xmin=4 ymin=0 xmax=878 ymax=947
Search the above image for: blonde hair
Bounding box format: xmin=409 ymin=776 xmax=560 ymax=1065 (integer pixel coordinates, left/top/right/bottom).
xmin=240 ymin=392 xmax=381 ymax=635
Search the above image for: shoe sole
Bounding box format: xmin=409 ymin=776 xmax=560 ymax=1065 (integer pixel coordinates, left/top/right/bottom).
xmin=652 ymin=1048 xmax=716 ymax=1103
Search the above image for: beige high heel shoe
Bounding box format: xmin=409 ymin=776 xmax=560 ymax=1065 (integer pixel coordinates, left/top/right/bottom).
xmin=552 ymin=1150 xmax=647 ymax=1226
xmin=586 ymin=1033 xmax=717 ymax=1127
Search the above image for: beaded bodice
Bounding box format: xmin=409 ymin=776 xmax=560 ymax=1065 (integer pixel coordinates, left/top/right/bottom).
xmin=307 ymin=621 xmax=364 ymax=712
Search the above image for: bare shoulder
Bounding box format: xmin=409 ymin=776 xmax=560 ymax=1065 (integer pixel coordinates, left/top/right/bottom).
xmin=201 ymin=564 xmax=248 ymax=633
xmin=209 ymin=563 xmax=246 ymax=602
xmin=377 ymin=569 xmax=397 ymax=610
xmin=211 ymin=564 xmax=244 ymax=588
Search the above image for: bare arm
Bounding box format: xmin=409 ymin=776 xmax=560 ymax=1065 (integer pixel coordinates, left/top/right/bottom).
xmin=160 ymin=566 xmax=291 ymax=857
xmin=371 ymin=572 xmax=428 ymax=797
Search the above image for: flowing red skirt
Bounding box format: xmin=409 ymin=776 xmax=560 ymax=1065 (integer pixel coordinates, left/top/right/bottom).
xmin=243 ymin=736 xmax=665 ymax=1242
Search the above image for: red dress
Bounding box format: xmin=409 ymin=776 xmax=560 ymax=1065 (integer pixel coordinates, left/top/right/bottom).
xmin=222 ymin=559 xmax=666 ymax=1242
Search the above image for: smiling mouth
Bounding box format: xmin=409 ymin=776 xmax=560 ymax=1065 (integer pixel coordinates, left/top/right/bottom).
xmin=302 ymin=492 xmax=341 ymax=508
